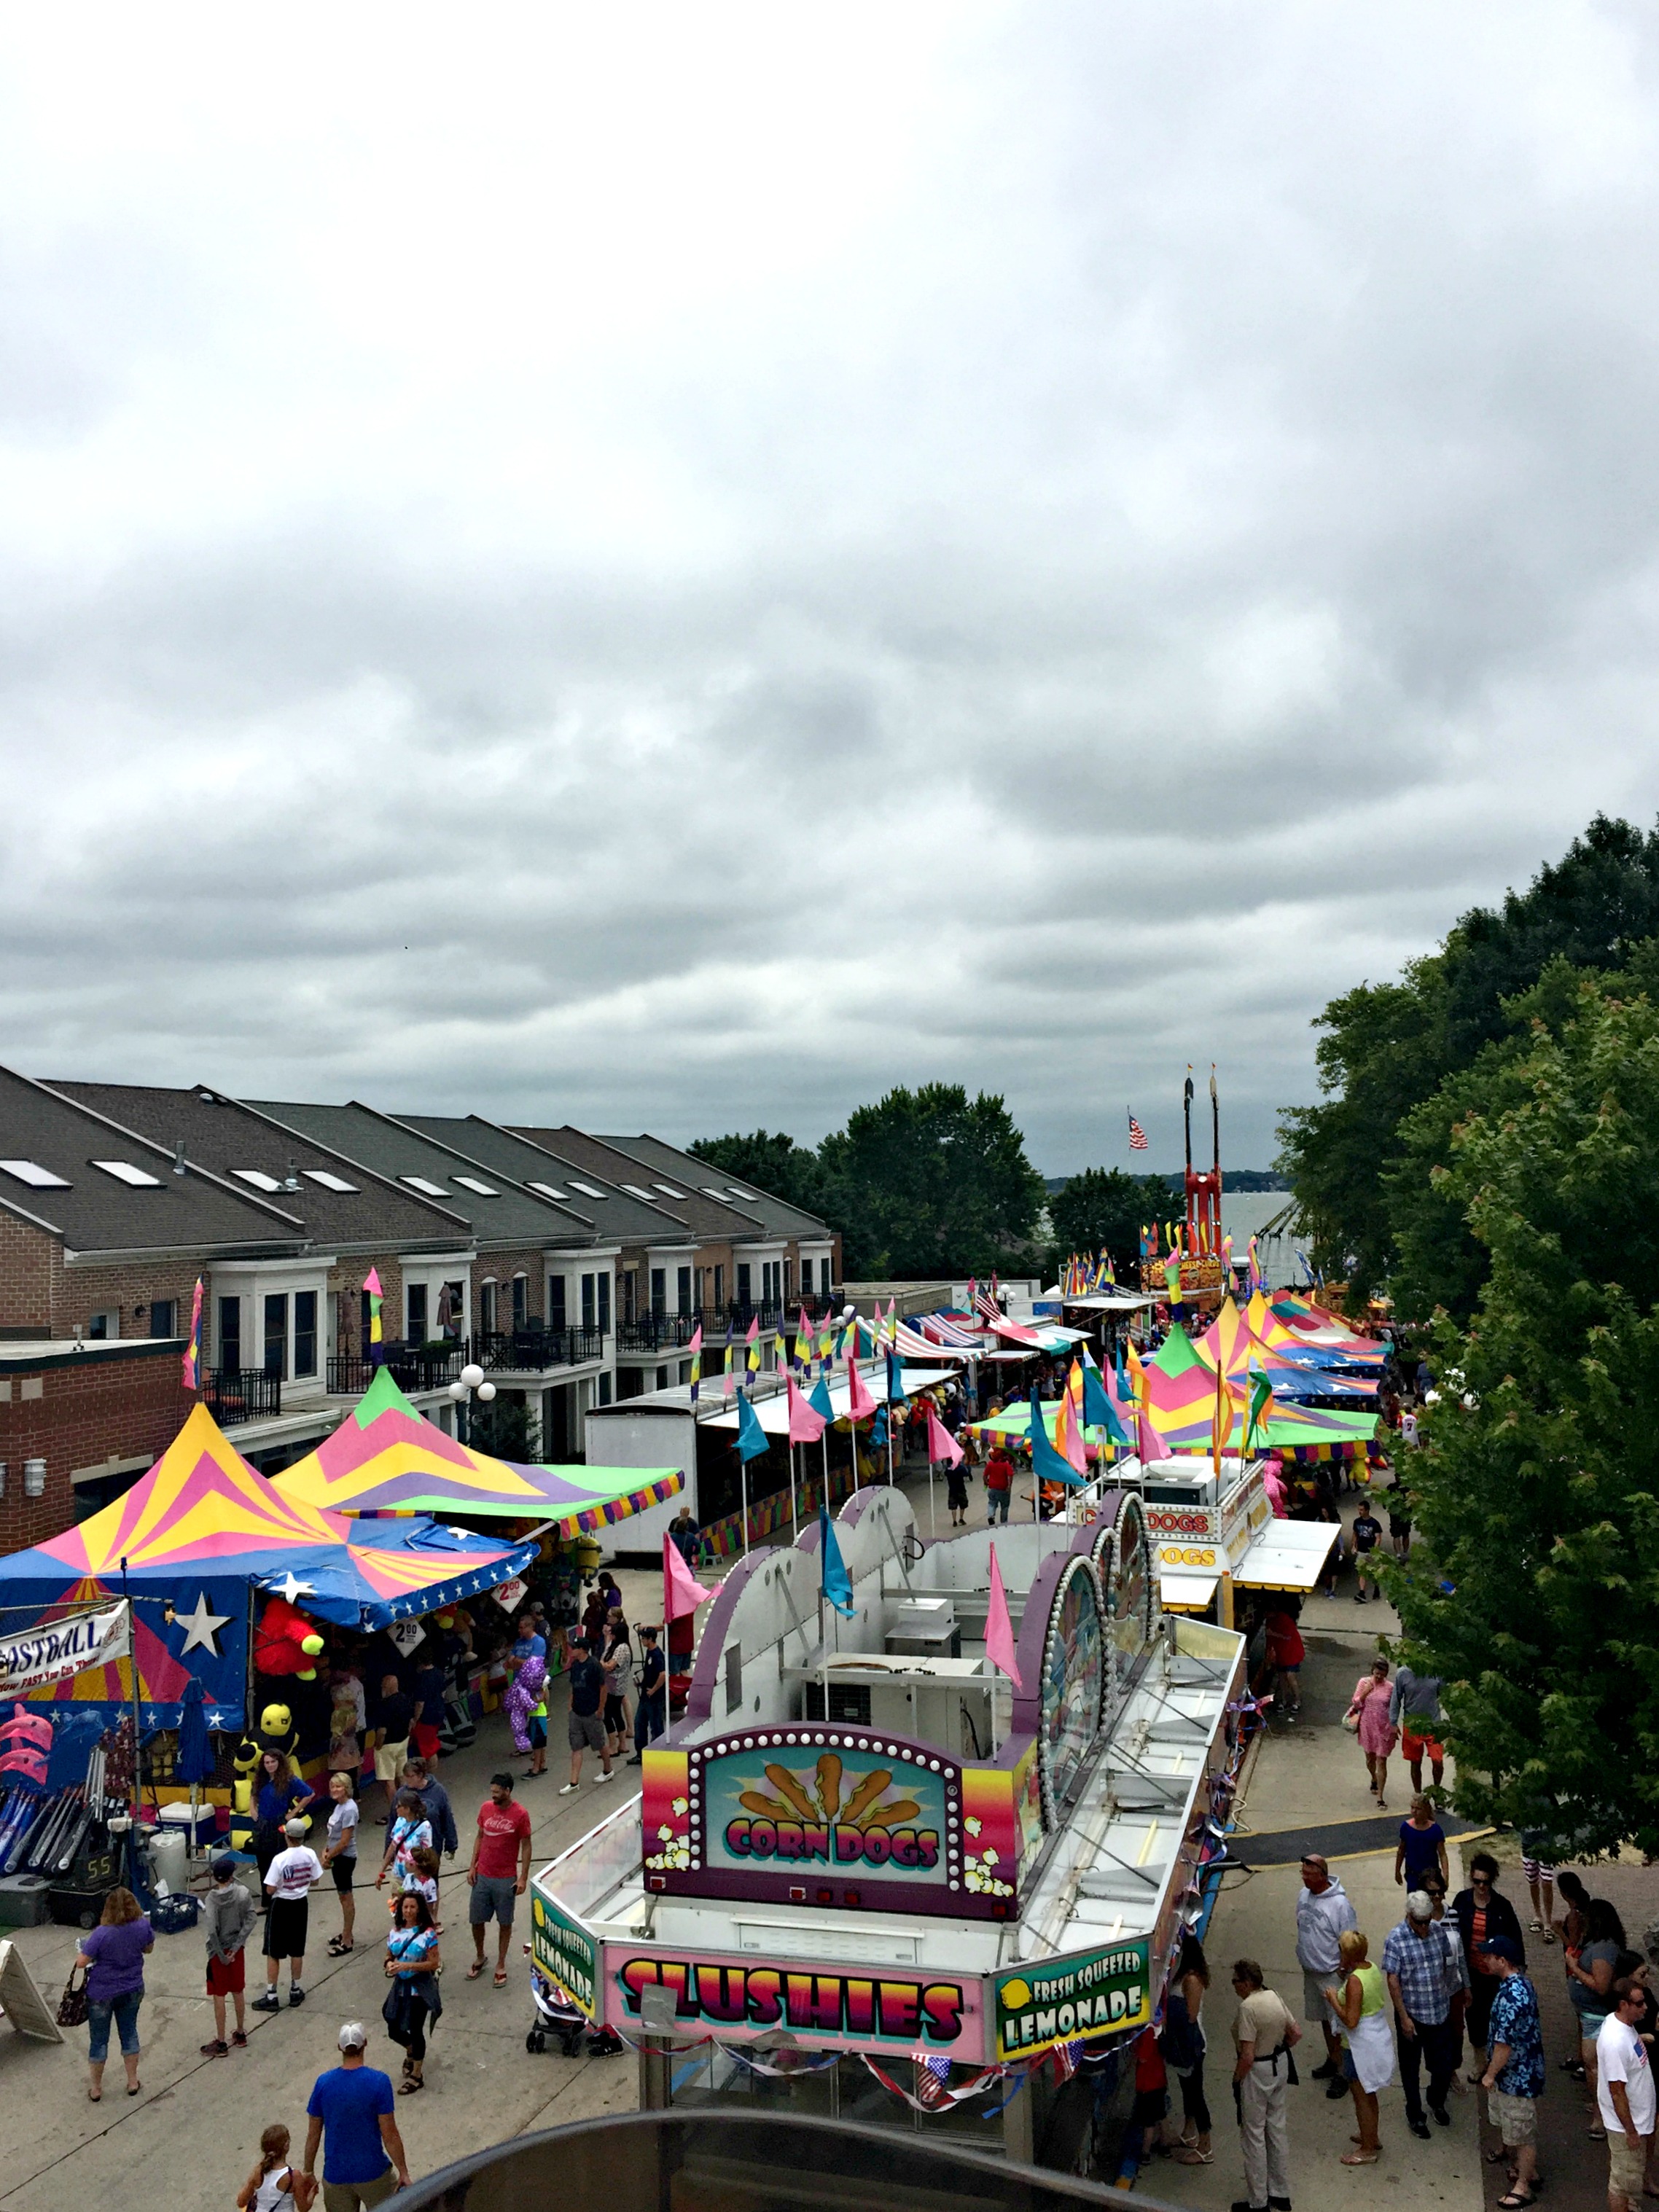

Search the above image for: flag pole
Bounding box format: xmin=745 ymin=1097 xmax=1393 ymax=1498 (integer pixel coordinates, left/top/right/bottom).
xmin=789 ymin=1438 xmax=799 ymax=1542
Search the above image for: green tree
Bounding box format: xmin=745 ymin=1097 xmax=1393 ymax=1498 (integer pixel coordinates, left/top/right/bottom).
xmin=1279 ymin=815 xmax=1659 ymax=1302
xmin=1048 ymin=1168 xmax=1172 ymax=1272
xmin=818 ymin=1084 xmax=1046 ymax=1279
xmin=1386 ymin=966 xmax=1659 ymax=1853
xmin=468 ymin=1392 xmax=542 ymax=1464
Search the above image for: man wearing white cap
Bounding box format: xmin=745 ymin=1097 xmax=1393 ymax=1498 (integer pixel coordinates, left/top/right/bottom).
xmin=302 ymin=2021 xmax=409 ymax=2211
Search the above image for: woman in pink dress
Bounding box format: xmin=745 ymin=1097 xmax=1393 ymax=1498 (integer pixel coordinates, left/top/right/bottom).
xmin=1348 ymin=1657 xmax=1398 ymax=1807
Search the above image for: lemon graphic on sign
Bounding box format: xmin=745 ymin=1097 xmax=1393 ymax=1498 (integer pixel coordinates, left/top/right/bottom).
xmin=1001 ymin=1977 xmax=1032 ymax=2011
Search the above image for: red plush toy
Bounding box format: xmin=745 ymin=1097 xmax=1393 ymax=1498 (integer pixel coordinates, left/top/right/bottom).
xmin=254 ymin=1595 xmax=327 ymax=1680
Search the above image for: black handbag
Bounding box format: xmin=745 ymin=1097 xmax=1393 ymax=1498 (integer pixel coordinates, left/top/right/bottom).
xmin=381 ymin=1980 xmax=413 ymax=2046
xmin=57 ymin=1963 xmax=90 ymax=2029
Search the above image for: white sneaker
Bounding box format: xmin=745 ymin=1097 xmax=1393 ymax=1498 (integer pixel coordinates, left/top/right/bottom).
xmin=558 ymin=1783 xmax=578 ymax=1795
xmin=596 ymin=1769 xmax=614 ymax=1783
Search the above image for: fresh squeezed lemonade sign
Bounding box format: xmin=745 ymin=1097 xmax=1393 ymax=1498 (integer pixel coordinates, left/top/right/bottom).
xmin=528 ymin=1880 xmax=600 ymax=2021
xmin=994 ymin=1939 xmax=1152 ymax=2060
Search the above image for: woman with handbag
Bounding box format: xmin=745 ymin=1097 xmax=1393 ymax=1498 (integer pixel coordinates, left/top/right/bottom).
xmin=1346 ymin=1658 xmax=1398 ymax=1807
xmin=73 ymin=1885 xmax=153 ymax=2100
xmin=383 ymin=1891 xmax=442 ymax=2095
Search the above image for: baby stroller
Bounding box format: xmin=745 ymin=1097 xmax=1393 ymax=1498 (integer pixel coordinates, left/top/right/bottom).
xmin=525 ymin=1950 xmax=622 ymax=2057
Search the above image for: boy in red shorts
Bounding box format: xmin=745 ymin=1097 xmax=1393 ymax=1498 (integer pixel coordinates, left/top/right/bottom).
xmin=201 ymin=1853 xmax=257 ymax=2055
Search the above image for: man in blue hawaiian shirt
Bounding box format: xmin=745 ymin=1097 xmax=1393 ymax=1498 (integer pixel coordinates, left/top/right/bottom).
xmin=1478 ymin=1937 xmax=1543 ymax=2208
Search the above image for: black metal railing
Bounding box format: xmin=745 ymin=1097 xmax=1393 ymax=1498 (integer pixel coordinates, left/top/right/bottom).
xmin=200 ymin=1368 xmax=283 ymax=1426
xmin=327 ymin=1342 xmax=467 ymax=1395
xmin=472 ymin=1326 xmax=606 ymax=1372
xmin=792 ymin=1290 xmax=845 ymax=1321
xmin=620 ymin=1311 xmax=700 ymax=1353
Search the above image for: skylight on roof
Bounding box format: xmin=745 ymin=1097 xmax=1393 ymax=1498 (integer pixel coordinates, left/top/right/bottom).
xmin=452 ymin=1175 xmax=498 ymax=1196
xmin=93 ymin=1160 xmax=163 ymax=1188
xmin=700 ymin=1186 xmax=728 ymax=1200
xmin=401 ymin=1175 xmax=449 ymax=1198
xmin=527 ymin=1181 xmax=566 ymax=1201
xmin=567 ymin=1180 xmax=607 ymax=1199
xmin=0 ymin=1160 xmax=71 ymax=1189
xmin=231 ymin=1169 xmax=283 ymax=1192
xmin=725 ymin=1187 xmax=758 ymax=1202
xmin=654 ymin=1182 xmax=690 ymax=1200
xmin=303 ymin=1169 xmax=358 ymax=1193
xmin=622 ymin=1183 xmax=658 ymax=1202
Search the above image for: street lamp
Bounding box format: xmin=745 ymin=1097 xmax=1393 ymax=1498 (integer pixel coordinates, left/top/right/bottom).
xmin=448 ymin=1361 xmax=495 ymax=1444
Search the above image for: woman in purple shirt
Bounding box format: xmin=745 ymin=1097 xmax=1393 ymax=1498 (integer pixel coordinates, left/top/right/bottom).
xmin=76 ymin=1885 xmax=154 ymax=2100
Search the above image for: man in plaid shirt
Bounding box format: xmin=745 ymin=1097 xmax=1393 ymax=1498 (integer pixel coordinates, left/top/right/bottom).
xmin=1384 ymin=1890 xmax=1468 ymax=2137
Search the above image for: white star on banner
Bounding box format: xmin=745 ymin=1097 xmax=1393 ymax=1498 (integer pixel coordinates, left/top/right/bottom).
xmin=176 ymin=1590 xmax=233 ymax=1655
xmin=272 ymin=1572 xmax=316 ymax=1605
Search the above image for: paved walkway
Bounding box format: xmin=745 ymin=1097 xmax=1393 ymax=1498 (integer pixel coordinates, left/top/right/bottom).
xmin=0 ymin=1562 xmax=671 ymax=2212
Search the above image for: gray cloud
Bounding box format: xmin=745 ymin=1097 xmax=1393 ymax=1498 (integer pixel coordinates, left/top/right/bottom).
xmin=3 ymin=5 xmax=1659 ymax=1171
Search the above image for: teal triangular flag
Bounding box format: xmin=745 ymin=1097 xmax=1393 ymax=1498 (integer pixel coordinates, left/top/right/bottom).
xmin=1080 ymin=1359 xmax=1129 ymax=1446
xmin=808 ymin=1375 xmax=834 ymax=1423
xmin=1028 ymin=1387 xmax=1087 ymax=1488
xmin=819 ymin=1503 xmax=856 ymax=1615
xmin=735 ymin=1391 xmax=771 ymax=1463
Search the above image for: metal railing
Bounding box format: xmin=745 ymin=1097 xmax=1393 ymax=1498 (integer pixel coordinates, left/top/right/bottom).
xmin=327 ymin=1342 xmax=468 ymax=1395
xmin=200 ymin=1368 xmax=283 ymax=1426
xmin=619 ymin=1311 xmax=700 ymax=1352
xmin=473 ymin=1325 xmax=606 ymax=1372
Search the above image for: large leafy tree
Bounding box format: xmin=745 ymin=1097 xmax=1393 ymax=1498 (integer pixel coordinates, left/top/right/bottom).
xmin=1048 ymin=1168 xmax=1173 ymax=1273
xmin=818 ymin=1084 xmax=1047 ymax=1280
xmin=1280 ymin=815 xmax=1659 ymax=1305
xmin=1388 ymin=964 xmax=1659 ymax=1853
xmin=687 ymin=1128 xmax=832 ymax=1219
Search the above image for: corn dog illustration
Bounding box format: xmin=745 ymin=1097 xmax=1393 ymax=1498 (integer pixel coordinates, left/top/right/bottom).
xmin=738 ymin=1789 xmax=792 ymax=1817
xmin=816 ymin=1753 xmax=843 ymax=1820
xmin=762 ymin=1764 xmax=820 ymax=1822
xmin=840 ymin=1769 xmax=894 ymax=1825
xmin=856 ymin=1799 xmax=921 ymax=1831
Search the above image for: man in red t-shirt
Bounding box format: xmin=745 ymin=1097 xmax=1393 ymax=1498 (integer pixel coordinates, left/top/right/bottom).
xmin=985 ymin=1445 xmax=1015 ymax=1525
xmin=467 ymin=1773 xmax=534 ymax=1985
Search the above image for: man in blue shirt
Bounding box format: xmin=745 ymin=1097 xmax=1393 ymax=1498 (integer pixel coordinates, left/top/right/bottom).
xmin=510 ymin=1614 xmax=547 ymax=1668
xmin=302 ymin=2020 xmax=408 ymax=2210
xmin=1383 ymin=1892 xmax=1467 ymax=2138
xmin=559 ymin=1635 xmax=612 ymax=1791
xmin=1478 ymin=1937 xmax=1542 ymax=2207
xmin=401 ymin=1755 xmax=458 ymax=1857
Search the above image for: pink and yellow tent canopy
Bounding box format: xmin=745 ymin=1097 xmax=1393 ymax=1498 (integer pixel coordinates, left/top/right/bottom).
xmin=273 ymin=1367 xmax=683 ymax=1533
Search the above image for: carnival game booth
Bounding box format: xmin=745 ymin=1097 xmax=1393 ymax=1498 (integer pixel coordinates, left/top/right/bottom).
xmin=0 ymin=1404 xmax=538 ymax=1802
xmin=528 ymin=1485 xmax=1246 ymax=2178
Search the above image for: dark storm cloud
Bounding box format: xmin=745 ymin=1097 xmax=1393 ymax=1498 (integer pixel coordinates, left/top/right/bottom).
xmin=2 ymin=4 xmax=1659 ymax=1171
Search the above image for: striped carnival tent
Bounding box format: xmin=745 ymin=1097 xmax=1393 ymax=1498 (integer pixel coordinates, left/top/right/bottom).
xmin=274 ymin=1367 xmax=683 ymax=1533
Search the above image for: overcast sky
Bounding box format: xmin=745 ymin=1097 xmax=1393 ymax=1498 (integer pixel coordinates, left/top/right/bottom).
xmin=4 ymin=6 xmax=1659 ymax=1172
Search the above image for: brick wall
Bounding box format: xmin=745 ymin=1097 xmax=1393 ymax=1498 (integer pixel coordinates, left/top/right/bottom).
xmin=0 ymin=1343 xmax=194 ymax=1551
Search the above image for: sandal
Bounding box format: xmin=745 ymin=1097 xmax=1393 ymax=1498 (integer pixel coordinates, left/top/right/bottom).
xmin=327 ymin=1938 xmax=356 ymax=1957
xmin=467 ymin=1959 xmax=485 ymax=1979
xmin=1589 ymin=2126 xmax=1607 ymax=2141
xmin=493 ymin=1968 xmax=509 ymax=1987
xmin=398 ymin=2076 xmax=424 ymax=2095
xmin=1497 ymin=2195 xmax=1537 ymax=2208
xmin=1341 ymin=2152 xmax=1379 ymax=2166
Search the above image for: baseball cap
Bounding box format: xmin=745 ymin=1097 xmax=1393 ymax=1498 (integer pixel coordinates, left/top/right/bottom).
xmin=338 ymin=2021 xmax=369 ymax=2051
xmin=1480 ymin=1935 xmax=1523 ymax=1963
xmin=211 ymin=1853 xmax=238 ymax=1880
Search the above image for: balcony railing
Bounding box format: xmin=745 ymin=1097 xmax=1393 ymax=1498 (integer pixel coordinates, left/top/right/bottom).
xmin=327 ymin=1341 xmax=468 ymax=1396
xmin=618 ymin=1302 xmax=798 ymax=1354
xmin=620 ymin=1311 xmax=701 ymax=1353
xmin=200 ymin=1368 xmax=283 ymax=1426
xmin=473 ymin=1325 xmax=606 ymax=1372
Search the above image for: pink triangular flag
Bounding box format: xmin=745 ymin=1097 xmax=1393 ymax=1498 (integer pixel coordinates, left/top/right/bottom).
xmin=786 ymin=1372 xmax=826 ymax=1445
xmin=925 ymin=1407 xmax=963 ymax=1467
xmin=1136 ymin=1409 xmax=1162 ymax=1463
xmin=986 ymin=1544 xmax=1021 ymax=1690
xmin=846 ymin=1356 xmax=876 ymax=1420
xmin=664 ymin=1532 xmax=710 ymax=1622
xmin=363 ymin=1265 xmax=383 ymax=1297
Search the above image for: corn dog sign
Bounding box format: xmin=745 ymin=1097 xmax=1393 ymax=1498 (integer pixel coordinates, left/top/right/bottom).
xmin=641 ymin=1727 xmax=983 ymax=1916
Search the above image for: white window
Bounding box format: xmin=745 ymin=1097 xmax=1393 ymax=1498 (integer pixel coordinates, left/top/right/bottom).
xmin=231 ymin=1169 xmax=283 ymax=1192
xmin=452 ymin=1175 xmax=498 ymax=1197
xmin=400 ymin=1176 xmax=449 ymax=1198
xmin=654 ymin=1182 xmax=690 ymax=1200
xmin=527 ymin=1181 xmax=566 ymax=1201
xmin=92 ymin=1160 xmax=163 ymax=1187
xmin=0 ymin=1160 xmax=71 ymax=1189
xmin=567 ymin=1181 xmax=608 ymax=1200
xmin=304 ymin=1168 xmax=358 ymax=1193
xmin=621 ymin=1184 xmax=658 ymax=1203
xmin=87 ymin=1310 xmax=119 ymax=1340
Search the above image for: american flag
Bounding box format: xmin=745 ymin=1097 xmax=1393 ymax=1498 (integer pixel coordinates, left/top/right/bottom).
xmin=1127 ymin=1111 xmax=1148 ymax=1152
xmin=913 ymin=2051 xmax=953 ymax=2108
xmin=972 ymin=1285 xmax=1002 ymax=1325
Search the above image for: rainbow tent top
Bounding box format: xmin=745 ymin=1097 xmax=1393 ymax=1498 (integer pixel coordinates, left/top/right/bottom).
xmin=0 ymin=1403 xmax=537 ymax=1726
xmin=273 ymin=1367 xmax=683 ymax=1531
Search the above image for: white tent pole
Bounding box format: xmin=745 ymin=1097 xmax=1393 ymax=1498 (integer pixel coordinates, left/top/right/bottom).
xmin=741 ymin=1461 xmax=750 ymax=1559
xmin=789 ymin=1439 xmax=799 ymax=1542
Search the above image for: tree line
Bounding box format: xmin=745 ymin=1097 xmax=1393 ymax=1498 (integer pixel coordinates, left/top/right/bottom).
xmin=1281 ymin=812 xmax=1659 ymax=1856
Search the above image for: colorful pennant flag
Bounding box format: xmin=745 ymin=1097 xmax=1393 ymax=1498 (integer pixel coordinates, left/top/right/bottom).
xmin=986 ymin=1542 xmax=1022 ymax=1689
xmin=819 ymin=1501 xmax=856 ymax=1615
xmin=786 ymin=1371 xmax=827 ymax=1445
xmin=745 ymin=1315 xmax=761 ymax=1383
xmin=664 ymin=1531 xmax=710 ymax=1623
xmin=687 ymin=1322 xmax=703 ymax=1403
xmin=364 ymin=1266 xmax=384 ymax=1348
xmin=925 ymin=1406 xmax=963 ymax=1468
xmin=735 ymin=1391 xmax=770 ymax=1462
xmin=846 ymin=1356 xmax=876 ymax=1421
xmin=722 ymin=1313 xmax=737 ymax=1399
xmin=181 ymin=1273 xmax=203 ymax=1390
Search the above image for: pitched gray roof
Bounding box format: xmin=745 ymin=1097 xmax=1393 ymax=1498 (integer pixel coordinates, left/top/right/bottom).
xmin=0 ymin=1066 xmax=305 ymax=1259
xmin=49 ymin=1082 xmax=473 ymax=1256
xmin=243 ymin=1100 xmax=596 ymax=1249
xmin=598 ymin=1132 xmax=835 ymax=1240
xmin=393 ymin=1117 xmax=690 ymax=1245
xmin=514 ymin=1126 xmax=761 ymax=1243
